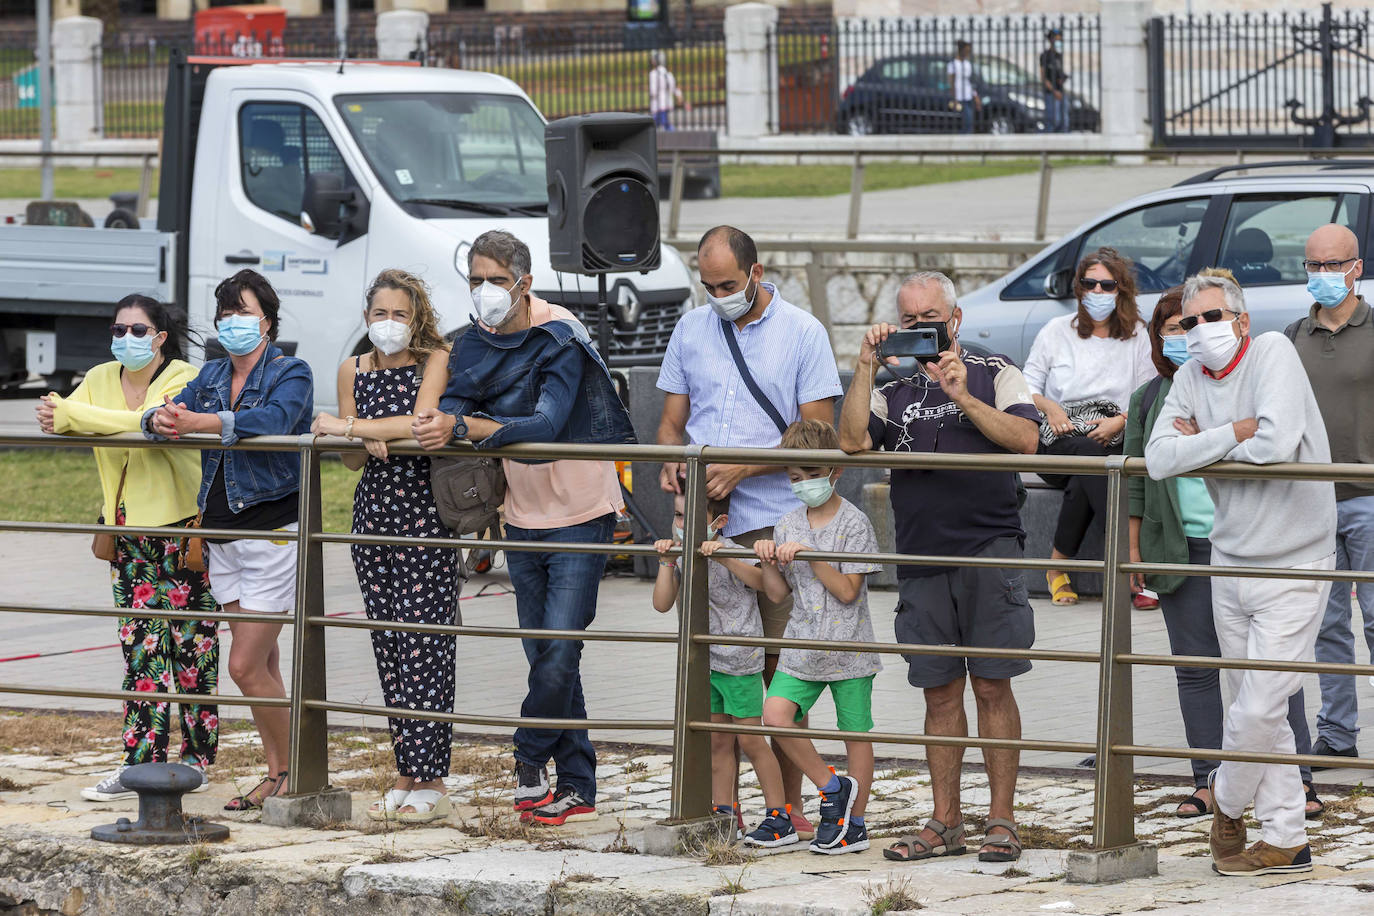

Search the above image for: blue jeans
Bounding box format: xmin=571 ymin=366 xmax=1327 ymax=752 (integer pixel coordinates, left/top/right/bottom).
xmin=1315 ymin=495 xmax=1374 ymax=752
xmin=505 ymin=513 xmax=615 ymax=804
xmin=1044 ymin=91 xmax=1070 ymax=132
xmin=959 ymin=101 xmax=975 ymax=134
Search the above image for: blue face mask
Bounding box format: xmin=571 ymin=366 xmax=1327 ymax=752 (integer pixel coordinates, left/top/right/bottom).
xmin=1082 ymin=291 xmax=1117 ymax=322
xmin=1307 ymin=267 xmax=1354 ymax=308
xmin=217 ymin=314 xmax=265 ymax=356
xmin=1160 ymin=334 xmax=1189 ymax=367
xmin=110 ymin=333 xmax=158 ymax=370
xmin=791 ymin=474 xmax=835 ymax=509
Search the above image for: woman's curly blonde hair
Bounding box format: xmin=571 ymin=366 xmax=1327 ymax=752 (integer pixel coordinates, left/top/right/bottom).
xmin=365 ymin=268 xmax=447 ymax=359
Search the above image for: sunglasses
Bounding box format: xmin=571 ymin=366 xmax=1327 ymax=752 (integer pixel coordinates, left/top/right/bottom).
xmin=1177 ymin=308 xmax=1238 ymax=331
xmin=110 ymin=323 xmax=158 ymax=338
xmin=1078 ymin=277 xmax=1119 ymax=292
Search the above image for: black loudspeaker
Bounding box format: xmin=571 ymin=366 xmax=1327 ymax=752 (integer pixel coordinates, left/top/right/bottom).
xmin=546 ymin=113 xmax=661 ymax=274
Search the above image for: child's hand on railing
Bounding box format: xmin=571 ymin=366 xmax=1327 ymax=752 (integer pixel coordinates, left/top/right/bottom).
xmin=654 ymin=538 xmax=677 ymax=556
xmin=700 ymin=540 xmax=722 ymax=557
xmin=753 ymin=539 xmax=778 ymax=565
xmin=775 ymin=541 xmax=807 ymax=565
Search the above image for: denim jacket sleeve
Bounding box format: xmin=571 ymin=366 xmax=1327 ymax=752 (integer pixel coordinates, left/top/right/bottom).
xmin=223 ymin=361 xmax=314 ymax=446
xmin=142 ymin=369 xmax=206 ymax=440
xmin=475 ymin=340 xmax=584 ymax=449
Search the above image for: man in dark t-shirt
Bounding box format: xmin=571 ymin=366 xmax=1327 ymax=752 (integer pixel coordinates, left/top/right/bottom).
xmin=838 ymin=270 xmax=1039 ymax=863
xmin=1040 ymin=28 xmax=1069 ymax=133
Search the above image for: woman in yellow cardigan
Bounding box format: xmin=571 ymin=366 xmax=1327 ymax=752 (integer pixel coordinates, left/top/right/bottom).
xmin=35 ymin=294 xmax=219 ymax=803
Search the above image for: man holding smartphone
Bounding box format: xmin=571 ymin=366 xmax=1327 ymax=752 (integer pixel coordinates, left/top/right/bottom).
xmin=837 ymin=271 xmax=1040 ymax=863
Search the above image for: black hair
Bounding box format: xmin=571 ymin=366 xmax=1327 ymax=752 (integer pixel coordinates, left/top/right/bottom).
xmin=112 ymin=293 xmax=192 ymax=362
xmin=213 ymin=269 xmax=281 ymax=340
xmin=1046 ymin=28 xmax=1062 ymax=42
xmin=698 ymin=225 xmax=759 ymax=274
xmin=956 ymin=40 xmax=971 ymax=53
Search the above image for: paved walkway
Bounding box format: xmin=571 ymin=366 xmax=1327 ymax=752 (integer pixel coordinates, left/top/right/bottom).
xmin=2 ymin=529 xmax=1371 ymax=786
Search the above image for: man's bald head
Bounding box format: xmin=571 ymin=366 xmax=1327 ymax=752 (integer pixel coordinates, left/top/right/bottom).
xmin=1305 ymin=223 xmax=1360 ymax=262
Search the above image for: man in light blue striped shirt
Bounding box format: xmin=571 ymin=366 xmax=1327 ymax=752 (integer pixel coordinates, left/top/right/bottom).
xmin=656 ymin=225 xmax=842 ymax=833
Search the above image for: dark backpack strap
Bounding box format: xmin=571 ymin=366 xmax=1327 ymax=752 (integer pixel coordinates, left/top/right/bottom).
xmin=720 ymin=319 xmax=788 ymax=435
xmin=1141 ymin=375 xmax=1166 ymax=420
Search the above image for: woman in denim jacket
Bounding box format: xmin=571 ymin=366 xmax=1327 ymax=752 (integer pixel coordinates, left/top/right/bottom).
xmin=145 ymin=269 xmax=313 ymax=811
xmin=414 ymin=229 xmax=635 ymax=826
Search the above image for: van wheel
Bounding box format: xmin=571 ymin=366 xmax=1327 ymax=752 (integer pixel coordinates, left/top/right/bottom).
xmin=103 ymin=208 xmax=139 ymax=229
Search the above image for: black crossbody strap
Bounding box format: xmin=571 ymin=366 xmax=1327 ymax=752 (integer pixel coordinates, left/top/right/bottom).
xmin=720 ymin=319 xmax=788 ymax=435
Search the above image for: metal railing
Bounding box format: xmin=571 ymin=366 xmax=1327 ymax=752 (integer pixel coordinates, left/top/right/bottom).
xmin=2 ymin=429 xmax=1374 ymax=855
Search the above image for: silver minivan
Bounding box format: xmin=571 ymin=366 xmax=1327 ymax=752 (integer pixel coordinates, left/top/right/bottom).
xmin=958 ymin=162 xmax=1373 ymax=364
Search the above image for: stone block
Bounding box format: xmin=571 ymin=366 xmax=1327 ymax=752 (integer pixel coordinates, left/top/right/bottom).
xmin=640 ymin=813 xmax=734 ymax=856
xmin=261 ymin=786 xmax=352 ymax=827
xmin=1066 ymin=842 xmax=1158 ymax=884
xmin=827 ymin=273 xmax=868 ymax=324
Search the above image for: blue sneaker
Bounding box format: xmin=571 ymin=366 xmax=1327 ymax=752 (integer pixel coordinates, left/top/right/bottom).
xmin=813 ymin=772 xmax=858 ymax=849
xmin=744 ymin=806 xmax=799 ymax=848
xmin=810 ymin=820 xmax=869 ymax=855
xmin=713 ymin=804 xmax=744 ymax=840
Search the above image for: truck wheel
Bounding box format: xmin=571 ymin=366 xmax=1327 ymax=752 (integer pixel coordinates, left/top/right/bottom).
xmin=103 ymin=208 xmax=139 ymax=229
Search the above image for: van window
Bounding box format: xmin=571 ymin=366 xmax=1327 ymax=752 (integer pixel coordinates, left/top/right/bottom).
xmin=1002 ymin=242 xmax=1070 ymax=299
xmin=1079 ymin=198 xmax=1208 ymax=293
xmin=1216 ymin=193 xmax=1357 ymax=286
xmin=239 ymin=103 xmax=348 ymax=226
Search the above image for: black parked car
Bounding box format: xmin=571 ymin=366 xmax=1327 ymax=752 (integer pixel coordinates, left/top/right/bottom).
xmin=835 ymin=53 xmax=1100 ymax=136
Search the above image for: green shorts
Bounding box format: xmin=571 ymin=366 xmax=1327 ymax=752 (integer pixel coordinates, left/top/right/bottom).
xmin=766 ymin=671 xmax=875 ymax=733
xmin=710 ymin=670 xmax=764 ymax=719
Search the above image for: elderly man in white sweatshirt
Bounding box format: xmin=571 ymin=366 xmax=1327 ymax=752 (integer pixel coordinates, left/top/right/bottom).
xmin=1146 ymin=273 xmax=1336 ymax=878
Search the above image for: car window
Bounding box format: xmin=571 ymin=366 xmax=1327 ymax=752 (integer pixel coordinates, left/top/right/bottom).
xmin=1080 ymin=198 xmax=1209 ymax=293
xmin=239 ymin=102 xmax=347 ymax=225
xmin=880 ymin=59 xmax=917 ymax=83
xmin=926 ymin=60 xmax=950 ymax=91
xmin=1002 ymin=243 xmax=1071 ymax=299
xmin=1216 ymin=193 xmax=1357 ymax=285
xmin=973 ymin=56 xmax=1036 ymax=87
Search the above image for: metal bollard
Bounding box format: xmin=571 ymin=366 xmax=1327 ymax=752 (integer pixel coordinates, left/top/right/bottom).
xmin=90 ymin=762 xmax=230 ymax=845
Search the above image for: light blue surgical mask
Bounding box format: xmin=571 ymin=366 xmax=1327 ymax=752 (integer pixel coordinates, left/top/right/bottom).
xmin=672 ymin=525 xmax=684 ymax=544
xmin=791 ymin=474 xmax=835 ymax=509
xmin=216 ymin=314 xmax=265 ymax=356
xmin=110 ymin=333 xmax=157 ymax=370
xmin=1082 ymin=291 xmax=1117 ymax=322
xmin=1160 ymin=334 xmax=1189 ymax=367
xmin=1307 ymin=266 xmax=1354 ymax=308
xmin=672 ymin=514 xmax=723 ymax=544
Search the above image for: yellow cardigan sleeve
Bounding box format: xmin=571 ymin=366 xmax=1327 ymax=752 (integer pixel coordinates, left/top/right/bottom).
xmin=52 ymin=361 xmax=199 ymax=435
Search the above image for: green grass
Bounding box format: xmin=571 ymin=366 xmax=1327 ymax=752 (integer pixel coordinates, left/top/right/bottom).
xmin=720 ymin=157 xmax=1109 ymax=198
xmin=0 ymin=449 xmax=361 ymax=533
xmin=0 ymin=167 xmax=158 ymax=201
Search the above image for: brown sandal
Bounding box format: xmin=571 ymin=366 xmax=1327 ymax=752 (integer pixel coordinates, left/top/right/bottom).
xmin=224 ymin=773 xmax=279 ymax=812
xmin=978 ymin=819 xmax=1023 ymax=862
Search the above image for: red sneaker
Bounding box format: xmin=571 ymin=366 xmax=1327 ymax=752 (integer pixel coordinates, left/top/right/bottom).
xmin=789 ymin=804 xmax=816 ymax=841
xmin=1133 ymin=592 xmax=1160 ymax=611
xmin=531 ymin=786 xmax=597 ymax=826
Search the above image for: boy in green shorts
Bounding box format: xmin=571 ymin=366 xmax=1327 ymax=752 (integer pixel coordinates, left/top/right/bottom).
xmin=653 ymin=490 xmax=797 ymax=848
xmin=756 ymin=419 xmax=882 ymax=855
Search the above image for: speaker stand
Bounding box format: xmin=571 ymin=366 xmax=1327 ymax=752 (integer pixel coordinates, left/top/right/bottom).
xmin=596 ymin=273 xmax=612 ymax=362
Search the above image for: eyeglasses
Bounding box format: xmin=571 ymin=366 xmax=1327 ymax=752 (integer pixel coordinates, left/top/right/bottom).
xmin=1177 ymin=308 xmax=1238 ymax=331
xmin=1078 ymin=277 xmax=1119 ymax=292
xmin=110 ymin=323 xmax=157 ymax=338
xmin=1301 ymin=257 xmax=1359 ymax=272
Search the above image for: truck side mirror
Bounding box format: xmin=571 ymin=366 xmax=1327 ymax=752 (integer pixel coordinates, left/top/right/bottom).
xmin=302 ymin=172 xmax=369 ymax=245
xmin=1044 ymin=266 xmax=1074 ymax=299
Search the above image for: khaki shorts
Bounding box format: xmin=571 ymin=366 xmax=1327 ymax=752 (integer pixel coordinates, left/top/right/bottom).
xmin=731 ymin=526 xmax=794 ymax=655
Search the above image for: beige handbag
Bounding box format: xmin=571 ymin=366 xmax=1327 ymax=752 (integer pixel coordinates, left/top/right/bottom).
xmin=91 ymin=465 xmax=128 ymax=563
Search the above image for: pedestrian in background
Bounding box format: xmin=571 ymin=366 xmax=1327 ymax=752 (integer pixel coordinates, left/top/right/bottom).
xmin=656 ymin=225 xmax=843 ymax=839
xmin=145 ymin=269 xmax=314 ymax=813
xmin=414 ymin=229 xmax=635 ymax=826
xmin=649 ymin=50 xmax=688 ymax=130
xmin=1146 ymin=273 xmax=1335 ymax=877
xmin=312 ymin=269 xmax=457 ymax=824
xmin=1288 ymin=223 xmax=1374 ymax=769
xmin=38 ymin=294 xmax=219 ymax=803
xmin=1024 ymin=247 xmax=1154 ymax=606
xmin=1040 ymin=28 xmax=1070 ymax=133
xmin=948 ymin=40 xmax=980 ymax=134
xmin=1126 ymin=284 xmax=1322 ymax=821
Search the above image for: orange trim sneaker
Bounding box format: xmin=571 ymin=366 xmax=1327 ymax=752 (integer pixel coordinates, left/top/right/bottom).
xmin=1212 ymin=841 xmax=1313 ymax=877
xmin=814 ymin=772 xmax=858 ymax=850
xmin=810 ymin=821 xmax=869 ymax=855
xmin=744 ymin=807 xmax=799 ymax=848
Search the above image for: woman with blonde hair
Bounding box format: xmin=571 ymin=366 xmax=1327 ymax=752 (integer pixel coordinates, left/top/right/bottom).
xmin=312 ymin=269 xmax=458 ymax=823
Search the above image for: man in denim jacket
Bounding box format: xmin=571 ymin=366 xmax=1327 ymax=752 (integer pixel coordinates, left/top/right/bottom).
xmin=415 ymin=229 xmax=635 ymax=825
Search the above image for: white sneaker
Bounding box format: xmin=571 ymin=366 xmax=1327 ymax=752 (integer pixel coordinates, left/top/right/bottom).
xmin=81 ymin=766 xmax=135 ymax=802
xmin=187 ymin=763 xmax=210 ymax=793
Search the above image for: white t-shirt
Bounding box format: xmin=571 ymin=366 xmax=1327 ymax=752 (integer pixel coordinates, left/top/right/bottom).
xmin=947 ymin=58 xmax=974 ymax=102
xmin=1022 ymin=313 xmax=1155 ymax=413
xmin=649 ymin=66 xmax=677 ymax=114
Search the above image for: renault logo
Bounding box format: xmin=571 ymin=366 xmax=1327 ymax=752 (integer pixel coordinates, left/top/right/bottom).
xmin=613 ymin=284 xmax=642 ymax=330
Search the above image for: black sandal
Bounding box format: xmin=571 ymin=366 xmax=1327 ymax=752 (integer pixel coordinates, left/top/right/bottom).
xmin=224 ymin=773 xmax=279 ymax=812
xmin=1305 ymin=783 xmax=1324 ymax=820
xmin=1175 ymin=794 xmax=1211 ymax=819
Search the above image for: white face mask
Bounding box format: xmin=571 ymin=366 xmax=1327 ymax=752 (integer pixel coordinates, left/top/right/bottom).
xmin=706 ymin=270 xmax=758 ymax=321
xmin=1185 ymin=319 xmax=1241 ymax=372
xmin=473 ymin=279 xmax=521 ymax=328
xmin=367 ymin=318 xmax=412 ymax=356
xmin=1081 ymin=291 xmax=1117 ymax=322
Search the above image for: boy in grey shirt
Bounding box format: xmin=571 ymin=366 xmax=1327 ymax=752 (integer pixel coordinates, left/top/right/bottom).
xmin=757 ymin=420 xmax=882 ymax=856
xmin=1146 ymin=273 xmax=1336 ymax=877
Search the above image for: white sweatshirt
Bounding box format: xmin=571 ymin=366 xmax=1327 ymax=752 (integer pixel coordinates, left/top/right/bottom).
xmin=1145 ymin=332 xmax=1335 ymax=566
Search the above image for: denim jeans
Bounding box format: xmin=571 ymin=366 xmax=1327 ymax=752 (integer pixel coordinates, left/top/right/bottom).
xmin=1043 ymin=91 xmax=1070 ymax=132
xmin=505 ymin=513 xmax=615 ymax=804
xmin=959 ymin=102 xmax=975 ymax=134
xmin=1315 ymin=494 xmax=1374 ymax=752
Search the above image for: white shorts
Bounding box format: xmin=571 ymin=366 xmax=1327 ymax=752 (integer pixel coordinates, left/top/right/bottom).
xmin=205 ymin=523 xmax=298 ymax=614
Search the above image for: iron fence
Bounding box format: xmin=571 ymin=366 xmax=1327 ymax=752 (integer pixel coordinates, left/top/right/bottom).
xmin=770 ymin=14 xmax=1102 ymax=136
xmin=1149 ymin=4 xmax=1374 ymax=148
xmin=2 ymin=429 xmax=1373 ymax=862
xmin=0 ymin=30 xmax=38 ymax=139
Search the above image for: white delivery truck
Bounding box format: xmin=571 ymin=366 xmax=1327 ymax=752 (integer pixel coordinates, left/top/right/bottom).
xmin=0 ymin=52 xmax=694 ymax=411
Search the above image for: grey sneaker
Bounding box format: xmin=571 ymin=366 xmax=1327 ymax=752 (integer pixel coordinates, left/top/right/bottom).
xmin=187 ymin=763 xmax=210 ymax=794
xmin=513 ymin=761 xmax=552 ymax=812
xmin=81 ymin=766 xmax=135 ymax=802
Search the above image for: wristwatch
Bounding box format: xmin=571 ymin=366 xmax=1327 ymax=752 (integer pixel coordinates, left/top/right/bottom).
xmin=451 ymin=416 xmax=469 ymax=443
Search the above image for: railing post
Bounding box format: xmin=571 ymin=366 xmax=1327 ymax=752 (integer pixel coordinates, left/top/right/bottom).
xmin=669 ymin=447 xmax=713 ymax=821
xmin=803 ymin=250 xmax=835 ymax=356
xmin=1070 ymin=456 xmax=1157 ymax=882
xmin=846 ymin=151 xmax=864 ymax=239
xmin=1034 ymin=152 xmax=1053 ymax=241
xmin=667 ymin=150 xmax=685 ymax=240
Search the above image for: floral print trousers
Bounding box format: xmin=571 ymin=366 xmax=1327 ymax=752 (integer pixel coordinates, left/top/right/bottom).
xmin=112 ymin=514 xmax=220 ymax=768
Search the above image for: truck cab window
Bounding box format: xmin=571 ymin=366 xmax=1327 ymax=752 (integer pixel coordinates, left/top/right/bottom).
xmin=239 ymin=102 xmax=349 ymax=227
